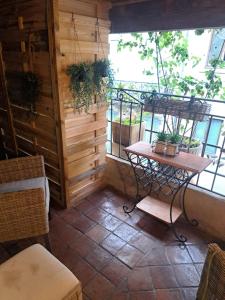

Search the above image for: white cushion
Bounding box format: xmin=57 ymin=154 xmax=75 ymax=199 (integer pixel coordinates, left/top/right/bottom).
xmin=0 ymin=244 xmax=82 ymax=300
xmin=0 ymin=177 xmax=50 ymax=211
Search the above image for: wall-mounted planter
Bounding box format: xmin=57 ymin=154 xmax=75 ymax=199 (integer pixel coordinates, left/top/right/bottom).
xmin=144 ymin=96 xmax=211 ymax=122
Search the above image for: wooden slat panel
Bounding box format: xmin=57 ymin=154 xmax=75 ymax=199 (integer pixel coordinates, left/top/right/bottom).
xmin=60 ymin=40 xmax=109 ymax=54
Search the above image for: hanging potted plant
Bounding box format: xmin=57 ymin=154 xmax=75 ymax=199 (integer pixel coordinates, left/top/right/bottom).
xmin=66 ymin=60 xmax=113 ymax=111
xmin=66 ymin=62 xmax=94 ymax=111
xmin=92 ymin=58 xmax=114 ymax=99
xmin=8 ymin=71 xmax=41 ymax=113
xmin=166 ymin=133 xmax=181 ymax=156
xmin=154 ymin=132 xmax=167 ymax=154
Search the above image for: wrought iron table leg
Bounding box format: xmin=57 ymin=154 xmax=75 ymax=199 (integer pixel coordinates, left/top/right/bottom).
xmin=182 ymin=174 xmax=199 ymax=227
xmin=169 ymin=188 xmax=187 ymax=243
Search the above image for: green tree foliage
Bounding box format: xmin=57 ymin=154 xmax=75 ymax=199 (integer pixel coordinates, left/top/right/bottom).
xmin=117 ymin=31 xmax=225 ymax=99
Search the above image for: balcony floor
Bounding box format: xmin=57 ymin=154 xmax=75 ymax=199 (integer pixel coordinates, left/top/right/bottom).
xmin=1 ymin=187 xmax=224 ymax=300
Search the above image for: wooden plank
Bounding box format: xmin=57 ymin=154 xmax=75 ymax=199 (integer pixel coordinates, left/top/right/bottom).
xmin=59 ymin=0 xmax=96 ymax=17
xmin=70 ymin=178 xmax=105 ymax=207
xmin=67 ymin=134 xmax=107 ymax=154
xmin=137 ymin=196 xmax=182 ymax=224
xmin=47 ymin=0 xmax=68 ymax=207
xmin=59 ymin=11 xmax=110 ymax=27
xmin=60 ymin=40 xmax=109 ymax=54
xmin=68 ymin=153 xmax=101 ymax=178
xmin=66 ymin=120 xmax=107 ymax=138
xmin=125 ymin=142 xmax=212 ymax=173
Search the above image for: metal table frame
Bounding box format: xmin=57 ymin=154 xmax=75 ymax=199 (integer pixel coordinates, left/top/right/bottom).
xmin=123 ymin=142 xmax=212 ymax=243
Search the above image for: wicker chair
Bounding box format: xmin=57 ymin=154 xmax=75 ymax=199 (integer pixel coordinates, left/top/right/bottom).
xmin=0 ymin=155 xmax=51 ymax=250
xmin=197 ymin=243 xmax=225 ymax=300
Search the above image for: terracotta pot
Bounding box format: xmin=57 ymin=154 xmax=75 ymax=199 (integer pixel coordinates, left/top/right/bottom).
xmin=154 ymin=141 xmax=166 ymax=154
xmin=166 ymin=143 xmax=178 ymax=156
xmin=112 ymin=121 xmax=146 ymax=147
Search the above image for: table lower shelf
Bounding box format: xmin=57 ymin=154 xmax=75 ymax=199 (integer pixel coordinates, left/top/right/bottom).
xmin=136 ymin=196 xmax=182 ymax=224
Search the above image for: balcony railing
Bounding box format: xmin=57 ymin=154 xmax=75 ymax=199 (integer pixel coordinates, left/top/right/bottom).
xmin=107 ymin=88 xmax=225 ymax=197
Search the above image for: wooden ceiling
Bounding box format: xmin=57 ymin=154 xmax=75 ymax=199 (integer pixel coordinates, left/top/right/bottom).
xmin=111 ymin=0 xmax=149 ymax=6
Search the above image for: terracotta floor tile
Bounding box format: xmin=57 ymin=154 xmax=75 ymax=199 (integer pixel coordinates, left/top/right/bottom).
xmin=137 ymin=247 xmax=170 ymax=267
xmin=101 ymin=258 xmax=131 ymax=286
xmin=70 ymin=257 xmax=97 ymax=287
xmin=84 ymin=273 xmax=114 ymax=300
xmin=166 ymin=245 xmax=192 ymax=264
xmin=85 ymin=245 xmax=113 ymax=271
xmin=59 ymin=208 xmax=82 ymax=226
xmin=84 ymin=207 xmax=109 ymax=223
xmin=129 ymin=232 xmax=156 ymax=253
xmin=130 ymin=291 xmax=156 ymax=300
xmin=97 ymin=197 xmax=120 ymax=213
xmin=50 ymin=218 xmax=82 ymax=245
xmin=100 ymin=214 xmax=122 ymax=231
xmin=127 ymin=267 xmax=153 ymax=291
xmin=70 ymin=235 xmax=98 ymax=258
xmin=101 ymin=233 xmax=126 ymax=255
xmin=111 ymin=292 xmax=130 ymax=300
xmin=174 ymin=264 xmax=200 ymax=287
xmin=111 ymin=206 xmax=130 ymax=222
xmin=116 ymin=244 xmax=144 ymax=268
xmin=125 ymin=212 xmax=145 ymax=229
xmin=150 ymin=266 xmax=179 ymax=289
xmin=155 ymin=289 xmax=183 ymax=300
xmin=72 ymin=214 xmax=96 ymax=233
xmin=2 ymin=188 xmax=222 ymax=300
xmin=75 ymin=200 xmax=93 ymax=213
xmin=114 ymin=223 xmax=138 ymax=242
xmin=86 ymin=190 xmax=108 ymax=206
xmin=182 ymin=287 xmax=198 ymax=300
xmin=86 ymin=224 xmax=110 ymax=244
xmin=187 ymin=244 xmax=208 ymax=263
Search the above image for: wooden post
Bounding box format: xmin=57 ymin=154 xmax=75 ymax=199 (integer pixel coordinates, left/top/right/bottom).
xmin=0 ymin=43 xmax=18 ymax=157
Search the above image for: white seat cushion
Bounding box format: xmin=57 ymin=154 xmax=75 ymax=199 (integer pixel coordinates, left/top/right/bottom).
xmin=0 ymin=244 xmax=82 ymax=300
xmin=0 ymin=177 xmax=50 ymax=211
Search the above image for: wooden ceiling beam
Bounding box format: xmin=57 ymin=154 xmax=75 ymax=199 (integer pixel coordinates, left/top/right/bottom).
xmin=110 ymin=0 xmax=225 ymax=33
xmin=112 ymin=0 xmax=149 ymax=6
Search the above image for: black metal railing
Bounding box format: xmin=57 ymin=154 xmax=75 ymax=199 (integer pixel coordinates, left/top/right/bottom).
xmin=107 ymin=88 xmax=225 ymax=197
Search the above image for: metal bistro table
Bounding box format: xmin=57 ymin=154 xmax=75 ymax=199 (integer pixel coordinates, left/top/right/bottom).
xmin=123 ymin=141 xmax=212 ymax=243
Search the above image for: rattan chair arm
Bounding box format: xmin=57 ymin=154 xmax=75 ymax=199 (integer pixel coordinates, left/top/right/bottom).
xmin=0 ymin=155 xmax=45 ymax=183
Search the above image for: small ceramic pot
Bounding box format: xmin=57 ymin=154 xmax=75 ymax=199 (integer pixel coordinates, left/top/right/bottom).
xmin=155 ymin=141 xmax=166 ymax=154
xmin=166 ymin=143 xmax=178 ymax=156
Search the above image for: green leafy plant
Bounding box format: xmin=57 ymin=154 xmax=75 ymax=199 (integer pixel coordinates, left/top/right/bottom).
xmin=66 ymin=60 xmax=113 ymax=111
xmin=114 ymin=116 xmax=141 ymax=125
xmin=20 ymin=71 xmax=41 ymax=112
xmin=180 ymin=137 xmax=201 ymax=148
xmin=156 ymin=132 xmax=168 ymax=142
xmin=118 ymin=31 xmax=225 ymax=99
xmin=92 ymin=59 xmax=114 ymax=96
xmin=168 ymin=133 xmax=181 ymax=144
xmin=66 ymin=62 xmax=94 ymax=111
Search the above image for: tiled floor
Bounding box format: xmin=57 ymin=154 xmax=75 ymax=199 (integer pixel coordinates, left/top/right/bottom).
xmin=1 ymin=187 xmax=224 ymax=300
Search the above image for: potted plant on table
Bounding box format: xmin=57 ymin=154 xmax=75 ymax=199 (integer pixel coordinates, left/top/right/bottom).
xmin=112 ymin=114 xmax=146 ymax=147
xmin=154 ymin=132 xmax=168 ymax=154
xmin=179 ymin=137 xmax=202 ymax=155
xmin=166 ymin=133 xmax=181 ymax=156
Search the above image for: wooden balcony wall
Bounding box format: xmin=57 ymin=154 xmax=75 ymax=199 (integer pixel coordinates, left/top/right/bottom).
xmin=0 ymin=0 xmax=111 ymax=207
xmin=52 ymin=0 xmax=111 ymax=207
xmin=0 ymin=0 xmax=65 ymax=206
